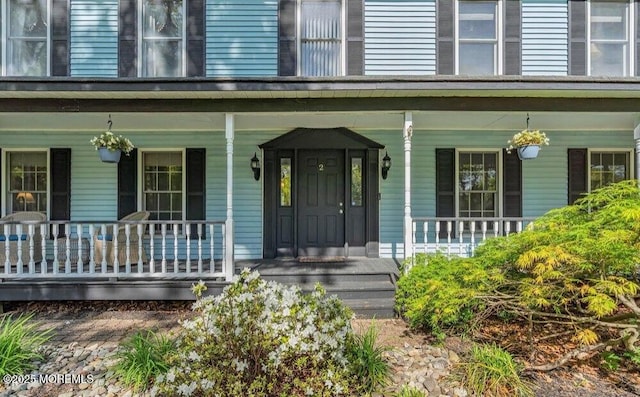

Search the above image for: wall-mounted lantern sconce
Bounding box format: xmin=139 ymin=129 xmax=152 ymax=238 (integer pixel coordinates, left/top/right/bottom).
xmin=381 ymin=151 xmax=391 ymax=180
xmin=250 ymin=152 xmax=261 ymax=181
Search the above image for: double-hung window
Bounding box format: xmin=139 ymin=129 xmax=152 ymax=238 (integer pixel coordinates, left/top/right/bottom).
xmin=589 ymin=150 xmax=631 ymax=190
xmin=6 ymin=151 xmax=48 ymax=215
xmin=141 ymin=0 xmax=185 ymax=77
xmin=589 ymin=0 xmax=632 ymax=76
xmin=142 ymin=151 xmax=184 ymax=221
xmin=457 ymin=151 xmax=499 ymax=223
xmin=300 ymin=0 xmax=343 ymax=76
xmin=3 ymin=0 xmax=49 ymax=76
xmin=457 ymin=0 xmax=500 ymax=75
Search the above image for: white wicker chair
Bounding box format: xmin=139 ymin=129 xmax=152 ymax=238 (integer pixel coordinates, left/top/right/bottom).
xmin=94 ymin=211 xmax=150 ymax=267
xmin=0 ymin=211 xmax=46 ymax=266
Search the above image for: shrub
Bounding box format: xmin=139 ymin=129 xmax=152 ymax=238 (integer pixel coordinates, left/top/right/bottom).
xmin=0 ymin=313 xmax=53 ymax=376
xmin=394 ymin=384 xmax=426 ymax=397
xmin=153 ymin=269 xmax=356 ymax=396
xmin=395 ymin=253 xmax=501 ymax=336
xmin=458 ymin=344 xmax=532 ymax=397
xmin=113 ymin=330 xmax=173 ymax=391
xmin=347 ymin=322 xmax=392 ymax=395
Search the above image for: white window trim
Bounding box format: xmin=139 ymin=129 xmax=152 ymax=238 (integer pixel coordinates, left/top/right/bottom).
xmin=296 ymin=0 xmax=346 ymax=76
xmin=586 ymin=148 xmax=634 ymax=191
xmin=0 ymin=148 xmax=50 ymax=217
xmin=1 ymin=0 xmax=52 ymax=76
xmin=137 ymin=148 xmax=186 ymax=221
xmin=137 ymin=0 xmax=187 ymax=77
xmin=587 ymin=0 xmax=635 ymax=76
xmin=454 ymin=148 xmax=503 ymax=219
xmin=454 ymin=0 xmax=503 ymax=75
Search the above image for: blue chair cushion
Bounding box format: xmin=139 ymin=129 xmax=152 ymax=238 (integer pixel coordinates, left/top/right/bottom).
xmin=0 ymin=234 xmax=27 ymax=242
xmin=96 ymin=234 xmax=114 ymax=241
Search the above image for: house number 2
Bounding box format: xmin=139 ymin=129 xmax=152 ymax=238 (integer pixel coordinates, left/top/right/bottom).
xmin=318 ymin=163 xmax=325 ymax=172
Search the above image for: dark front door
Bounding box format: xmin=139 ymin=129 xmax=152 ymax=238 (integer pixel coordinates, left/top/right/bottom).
xmin=297 ymin=149 xmax=345 ymax=256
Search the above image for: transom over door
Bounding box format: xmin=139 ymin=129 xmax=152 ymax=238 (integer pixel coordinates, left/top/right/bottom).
xmin=297 ymin=149 xmax=345 ymax=256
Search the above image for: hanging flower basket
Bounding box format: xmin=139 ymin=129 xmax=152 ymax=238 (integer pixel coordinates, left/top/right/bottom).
xmin=90 ymin=116 xmax=134 ymax=164
xmin=517 ymin=145 xmax=540 ymax=160
xmin=98 ymin=147 xmax=122 ymax=163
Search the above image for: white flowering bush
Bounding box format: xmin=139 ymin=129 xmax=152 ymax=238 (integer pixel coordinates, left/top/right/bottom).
xmin=152 ymin=269 xmax=357 ymax=396
xmin=90 ymin=131 xmax=134 ymax=154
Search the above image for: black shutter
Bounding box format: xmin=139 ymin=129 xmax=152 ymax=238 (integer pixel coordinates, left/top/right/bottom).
xmin=186 ymin=148 xmax=206 ymax=238
xmin=437 ymin=0 xmax=455 ymax=74
xmin=50 ymin=149 xmax=71 ymax=236
xmin=187 ymin=0 xmax=205 ymax=77
xmin=119 ymin=0 xmax=138 ymax=77
xmin=504 ymin=0 xmax=522 ymax=75
xmin=279 ymin=0 xmax=297 ymax=76
xmin=0 ymin=148 xmax=2 ymax=215
xmin=568 ymin=148 xmax=588 ymax=204
xmin=117 ymin=149 xmax=137 ymax=219
xmin=569 ymin=0 xmax=587 ymax=75
xmin=51 ymin=0 xmax=69 ymax=76
xmin=503 ymin=149 xmax=522 ymax=234
xmin=636 ymin=0 xmax=640 ymax=75
xmin=435 ymin=148 xmax=455 ymax=238
xmin=346 ymin=0 xmax=364 ymax=75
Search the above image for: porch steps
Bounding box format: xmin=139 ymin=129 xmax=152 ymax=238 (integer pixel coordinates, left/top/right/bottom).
xmin=257 ymin=273 xmax=398 ymax=319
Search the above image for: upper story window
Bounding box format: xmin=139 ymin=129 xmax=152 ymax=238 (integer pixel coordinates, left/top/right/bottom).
xmin=456 ymin=0 xmax=500 ymax=75
xmin=2 ymin=0 xmax=49 ymax=76
xmin=140 ymin=0 xmax=185 ymax=77
xmin=6 ymin=151 xmax=48 ymax=215
xmin=589 ymin=0 xmax=632 ymax=76
xmin=299 ymin=0 xmax=343 ymax=76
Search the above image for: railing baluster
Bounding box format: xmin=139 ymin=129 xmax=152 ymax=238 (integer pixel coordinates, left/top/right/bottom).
xmin=470 ymin=221 xmax=476 ymax=255
xmin=446 ymin=221 xmax=452 ymax=256
xmin=64 ymin=227 xmax=71 ymax=274
xmin=423 ymin=221 xmax=428 ymax=255
xmin=173 ymin=224 xmax=179 ymax=273
xmin=27 ymin=224 xmax=35 ymax=274
xmin=89 ymin=224 xmax=95 ymax=274
xmin=16 ymin=224 xmax=23 ymax=273
xmin=459 ymin=221 xmax=464 ymax=256
xmin=52 ymin=224 xmax=59 ymax=274
xmin=493 ymin=221 xmax=499 ymax=238
xmin=100 ymin=224 xmax=108 ymax=274
xmin=40 ymin=224 xmax=47 ymax=275
xmin=505 ymin=221 xmax=511 ymax=236
xmin=124 ymin=224 xmax=131 ymax=274
xmin=161 ymin=224 xmax=167 ymax=274
xmin=76 ymin=224 xmax=83 ymax=273
xmin=411 ymin=221 xmax=416 ymax=265
xmin=197 ymin=223 xmax=203 ymax=273
xmin=149 ymin=224 xmax=155 ymax=273
xmin=4 ymin=224 xmax=11 ymax=274
xmin=185 ymin=224 xmax=191 ymax=274
xmin=137 ymin=224 xmax=144 ymax=273
xmin=435 ymin=222 xmax=440 ymax=252
xmin=517 ymin=220 xmax=523 ymax=234
xmin=113 ymin=224 xmax=119 ymax=274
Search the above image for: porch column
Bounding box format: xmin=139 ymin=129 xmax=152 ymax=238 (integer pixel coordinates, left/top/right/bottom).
xmin=403 ymin=112 xmax=413 ymax=259
xmin=635 ymin=121 xmax=640 ymax=183
xmin=225 ymin=114 xmax=235 ymax=281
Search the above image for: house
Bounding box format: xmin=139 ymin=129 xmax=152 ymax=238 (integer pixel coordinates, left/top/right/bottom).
xmin=0 ymin=0 xmax=638 ymax=301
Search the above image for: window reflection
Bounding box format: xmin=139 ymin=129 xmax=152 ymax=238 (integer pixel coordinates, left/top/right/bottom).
xmin=280 ymin=158 xmax=291 ymax=207
xmin=142 ymin=0 xmax=184 ymax=77
xmin=351 ymin=158 xmax=362 ymax=206
xmin=8 ymin=0 xmax=48 ymax=76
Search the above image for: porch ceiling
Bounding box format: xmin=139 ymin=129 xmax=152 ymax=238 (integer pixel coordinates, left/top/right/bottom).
xmin=0 ymin=111 xmax=636 ymax=132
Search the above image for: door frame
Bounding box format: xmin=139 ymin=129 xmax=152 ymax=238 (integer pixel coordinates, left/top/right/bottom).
xmin=260 ymin=128 xmax=384 ymax=258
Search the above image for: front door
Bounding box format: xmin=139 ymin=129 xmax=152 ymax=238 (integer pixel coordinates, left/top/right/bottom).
xmin=297 ymin=149 xmax=345 ymax=256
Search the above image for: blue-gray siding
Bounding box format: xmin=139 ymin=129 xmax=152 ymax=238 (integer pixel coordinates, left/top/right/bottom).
xmin=364 ymin=0 xmax=437 ymax=75
xmin=70 ymin=0 xmax=119 ymax=77
xmin=205 ymin=0 xmax=278 ymax=77
xmin=521 ymin=0 xmax=569 ymax=76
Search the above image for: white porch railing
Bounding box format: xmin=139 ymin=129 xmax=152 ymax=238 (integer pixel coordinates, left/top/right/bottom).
xmin=0 ymin=220 xmax=227 ymax=280
xmin=411 ymin=217 xmax=536 ymax=259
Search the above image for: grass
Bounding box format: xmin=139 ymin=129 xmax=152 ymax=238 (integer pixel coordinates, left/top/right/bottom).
xmin=0 ymin=313 xmax=54 ymax=376
xmin=113 ymin=329 xmax=174 ymax=391
xmin=347 ymin=322 xmax=392 ymax=395
xmin=459 ymin=343 xmax=533 ymax=397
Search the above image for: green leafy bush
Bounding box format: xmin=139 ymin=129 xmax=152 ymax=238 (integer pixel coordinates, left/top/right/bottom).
xmin=0 ymin=313 xmax=53 ymax=376
xmin=113 ymin=329 xmax=173 ymax=391
xmin=153 ymin=269 xmax=356 ymax=396
xmin=458 ymin=343 xmax=532 ymax=397
xmin=396 ymin=253 xmax=501 ymax=335
xmin=347 ymin=323 xmax=391 ymax=395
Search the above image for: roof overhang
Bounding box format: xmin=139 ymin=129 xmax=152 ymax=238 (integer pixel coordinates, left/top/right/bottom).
xmin=2 ymin=76 xmax=640 ymax=112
